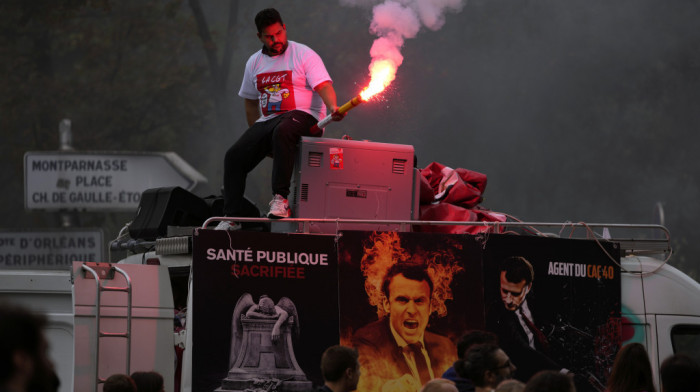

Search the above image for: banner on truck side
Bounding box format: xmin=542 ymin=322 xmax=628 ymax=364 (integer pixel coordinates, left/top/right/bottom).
xmin=192 ymin=230 xmax=339 ymax=392
xmin=192 ymin=230 xmax=620 ymax=392
xmin=338 ymin=231 xmax=483 ymax=392
xmin=482 ymin=234 xmax=621 ymax=392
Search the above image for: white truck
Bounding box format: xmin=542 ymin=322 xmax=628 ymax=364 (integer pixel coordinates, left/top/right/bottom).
xmin=3 ymin=139 xmax=699 ymax=391
xmin=2 ymin=220 xmax=699 ymax=392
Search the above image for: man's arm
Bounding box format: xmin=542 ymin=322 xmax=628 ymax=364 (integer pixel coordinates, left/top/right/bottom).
xmin=314 ymin=81 xmax=343 ymax=120
xmin=244 ymin=98 xmax=260 ymax=127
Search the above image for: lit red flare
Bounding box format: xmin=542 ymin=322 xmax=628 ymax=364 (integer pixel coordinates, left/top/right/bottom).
xmin=310 ymin=58 xmax=398 ymax=134
xmin=360 ymin=59 xmax=397 ymax=101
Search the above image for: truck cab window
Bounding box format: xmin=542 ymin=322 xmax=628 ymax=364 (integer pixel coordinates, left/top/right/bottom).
xmin=671 ymin=325 xmax=700 ymax=364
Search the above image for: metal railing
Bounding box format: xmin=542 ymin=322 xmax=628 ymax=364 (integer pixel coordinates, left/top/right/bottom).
xmin=201 ymin=217 xmax=671 ymax=256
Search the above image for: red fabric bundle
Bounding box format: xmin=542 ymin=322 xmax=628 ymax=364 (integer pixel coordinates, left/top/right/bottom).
xmin=415 ymin=162 xmax=505 ymax=234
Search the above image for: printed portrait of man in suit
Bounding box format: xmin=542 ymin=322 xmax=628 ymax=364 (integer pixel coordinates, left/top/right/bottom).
xmin=486 ymin=256 xmax=568 ymax=382
xmin=352 ymin=262 xmax=457 ymax=392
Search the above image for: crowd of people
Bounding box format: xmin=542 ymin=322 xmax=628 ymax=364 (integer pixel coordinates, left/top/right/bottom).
xmin=102 ymin=371 xmax=164 ymax=392
xmin=3 ymin=300 xmax=700 ymax=392
xmin=314 ymin=338 xmax=700 ymax=392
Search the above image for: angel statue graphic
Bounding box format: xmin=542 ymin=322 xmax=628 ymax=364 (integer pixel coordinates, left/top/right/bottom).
xmin=218 ymin=293 xmax=310 ymax=392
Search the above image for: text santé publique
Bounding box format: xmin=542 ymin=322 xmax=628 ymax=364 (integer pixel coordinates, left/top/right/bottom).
xmin=206 ymin=247 xmax=329 ymax=280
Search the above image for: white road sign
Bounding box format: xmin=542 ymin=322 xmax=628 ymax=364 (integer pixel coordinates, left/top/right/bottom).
xmin=24 ymin=151 xmax=207 ymax=211
xmin=0 ymin=229 xmax=103 ymax=270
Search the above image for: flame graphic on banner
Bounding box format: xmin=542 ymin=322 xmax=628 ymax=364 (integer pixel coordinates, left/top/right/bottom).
xmin=360 ymin=232 xmax=463 ymax=318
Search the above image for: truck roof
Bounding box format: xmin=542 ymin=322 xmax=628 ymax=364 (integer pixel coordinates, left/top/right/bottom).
xmin=622 ymin=255 xmax=700 ymax=317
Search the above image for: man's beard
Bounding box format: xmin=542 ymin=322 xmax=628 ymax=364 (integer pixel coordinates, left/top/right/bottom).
xmin=268 ymin=41 xmax=288 ymax=55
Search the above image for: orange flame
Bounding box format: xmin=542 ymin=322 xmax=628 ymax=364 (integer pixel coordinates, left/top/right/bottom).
xmin=359 ymin=59 xmax=397 ymax=101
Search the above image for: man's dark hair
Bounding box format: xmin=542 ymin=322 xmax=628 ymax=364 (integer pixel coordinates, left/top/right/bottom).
xmin=320 ymin=345 xmax=359 ymax=382
xmin=130 ymin=371 xmax=164 ymax=392
xmin=499 ymin=256 xmax=534 ymax=285
xmin=457 ymin=330 xmax=499 ymax=359
xmin=0 ymin=303 xmax=47 ymax=384
xmin=455 ymin=343 xmax=502 ymax=387
xmin=382 ymin=263 xmax=434 ymax=299
xmin=104 ymin=374 xmax=137 ymax=392
xmin=255 ymin=8 xmax=284 ymax=33
xmin=523 ymin=370 xmax=574 ymax=392
xmin=660 ymin=353 xmax=700 ymax=392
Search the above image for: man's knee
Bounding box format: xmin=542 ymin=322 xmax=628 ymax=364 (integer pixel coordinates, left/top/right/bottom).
xmin=224 ymin=146 xmax=239 ymax=164
xmin=225 ymin=144 xmax=254 ymax=168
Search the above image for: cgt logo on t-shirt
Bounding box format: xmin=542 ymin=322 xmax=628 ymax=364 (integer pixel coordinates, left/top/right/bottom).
xmin=257 ymin=71 xmax=295 ymax=116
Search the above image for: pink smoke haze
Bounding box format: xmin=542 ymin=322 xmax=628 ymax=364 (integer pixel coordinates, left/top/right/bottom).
xmin=343 ymin=0 xmax=466 ymax=97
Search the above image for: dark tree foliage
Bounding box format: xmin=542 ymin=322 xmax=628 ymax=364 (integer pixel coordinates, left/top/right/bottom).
xmin=1 ymin=0 xmax=699 ymax=279
xmin=0 ymin=0 xmax=210 ymax=235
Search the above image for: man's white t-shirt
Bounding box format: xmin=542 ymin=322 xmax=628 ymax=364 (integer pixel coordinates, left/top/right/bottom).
xmin=238 ymin=40 xmax=332 ymax=122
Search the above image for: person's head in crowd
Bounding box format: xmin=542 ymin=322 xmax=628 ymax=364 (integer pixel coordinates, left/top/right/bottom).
xmin=499 ymin=256 xmax=534 ymax=312
xmin=660 ymin=353 xmax=700 ymax=392
xmin=496 ymin=379 xmax=526 ymax=392
xmin=456 ymin=343 xmax=516 ymax=392
xmin=320 ymin=345 xmax=361 ymax=392
xmin=421 ymin=378 xmax=459 ymax=392
xmin=381 ymin=263 xmax=434 ymax=345
xmin=103 ymin=373 xmax=137 ymax=392
xmin=523 ymin=370 xmax=575 ymax=392
xmin=130 ymin=371 xmax=164 ymax=392
xmin=456 ymin=330 xmax=498 ymax=359
xmin=606 ymin=342 xmax=656 ymax=392
xmin=0 ymin=302 xmax=59 ymax=392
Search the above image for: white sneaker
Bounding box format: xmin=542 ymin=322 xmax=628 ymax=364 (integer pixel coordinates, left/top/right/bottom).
xmin=214 ymin=221 xmax=241 ymax=230
xmin=267 ymin=194 xmax=290 ymax=219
